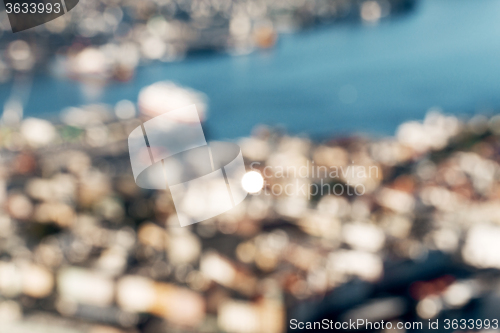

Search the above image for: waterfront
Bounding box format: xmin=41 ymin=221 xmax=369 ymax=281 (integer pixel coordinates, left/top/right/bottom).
xmin=2 ymin=0 xmax=500 ymax=140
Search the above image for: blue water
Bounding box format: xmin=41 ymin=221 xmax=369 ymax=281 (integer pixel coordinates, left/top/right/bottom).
xmin=3 ymin=0 xmax=500 ymax=140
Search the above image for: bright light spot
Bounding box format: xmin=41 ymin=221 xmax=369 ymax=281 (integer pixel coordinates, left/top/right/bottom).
xmin=416 ymin=297 xmax=441 ymax=319
xmin=241 ymin=171 xmax=264 ymax=194
xmin=361 ymin=1 xmax=382 ymax=23
xmin=443 ymin=282 xmax=472 ymax=307
xmin=115 ymin=100 xmax=136 ymax=120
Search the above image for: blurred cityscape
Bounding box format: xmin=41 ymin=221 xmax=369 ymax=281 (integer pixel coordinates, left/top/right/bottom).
xmin=3 ymin=0 xmax=500 ymax=333
xmin=2 ymin=96 xmax=500 ymax=332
